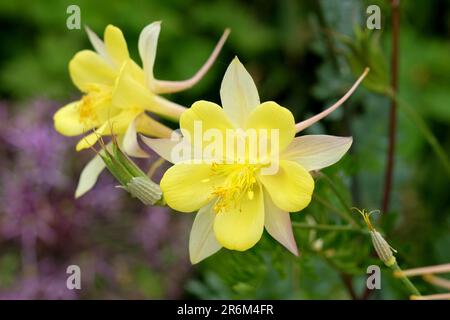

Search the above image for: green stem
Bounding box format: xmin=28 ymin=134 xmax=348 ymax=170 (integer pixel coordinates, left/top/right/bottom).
xmin=318 ymin=173 xmax=361 ymax=227
xmin=292 ymin=222 xmax=368 ymax=234
xmin=385 ymin=90 xmax=450 ymax=178
xmin=316 ymin=251 xmax=359 ymax=300
xmin=390 ymin=261 xmax=421 ymax=297
xmin=313 ymin=194 xmax=351 ymax=221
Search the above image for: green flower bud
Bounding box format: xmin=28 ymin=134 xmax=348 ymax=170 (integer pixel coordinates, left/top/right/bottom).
xmin=125 ymin=176 xmax=162 ymax=205
xmin=97 ymin=137 xmax=163 ymax=205
xmin=370 ymin=230 xmax=397 ymax=267
xmin=353 ymin=207 xmax=397 ymax=266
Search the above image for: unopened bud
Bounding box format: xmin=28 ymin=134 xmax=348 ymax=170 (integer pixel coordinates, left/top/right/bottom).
xmin=126 ymin=176 xmax=162 ymax=205
xmin=353 ymin=207 xmax=397 ymax=267
xmin=97 ymin=136 xmax=163 ymax=205
xmin=370 ymin=230 xmax=396 ymax=267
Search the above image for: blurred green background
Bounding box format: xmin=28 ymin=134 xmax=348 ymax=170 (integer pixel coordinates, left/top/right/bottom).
xmin=0 ymin=0 xmax=449 ymax=299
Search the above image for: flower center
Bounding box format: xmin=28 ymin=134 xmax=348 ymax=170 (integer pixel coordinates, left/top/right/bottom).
xmin=209 ymin=163 xmax=259 ymax=213
xmin=78 ymin=85 xmax=111 ymax=126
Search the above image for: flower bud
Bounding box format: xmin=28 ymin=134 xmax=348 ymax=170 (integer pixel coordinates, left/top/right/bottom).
xmin=126 ymin=176 xmax=162 ymax=205
xmin=370 ymin=230 xmax=396 ymax=267
xmin=353 ymin=207 xmax=397 ymax=267
xmin=97 ymin=137 xmax=163 ymax=205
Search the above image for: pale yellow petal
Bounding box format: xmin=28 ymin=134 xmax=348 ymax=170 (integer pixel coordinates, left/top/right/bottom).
xmin=113 ymin=67 xmax=181 ymax=120
xmin=263 ymin=191 xmax=298 ymax=255
xmin=54 ymin=101 xmax=88 ymax=136
xmin=75 ymin=109 xmax=140 ymax=151
xmin=140 ymin=137 xmax=174 ymax=162
xmin=141 ymin=130 xmax=198 ymax=164
xmin=69 ymin=50 xmax=116 ymax=92
xmin=138 ymin=21 xmax=161 ymax=86
xmin=135 ymin=113 xmax=173 ymax=138
xmin=104 ymin=25 xmax=129 ymax=66
xmin=213 ymin=182 xmax=264 ymax=251
xmin=75 ymin=152 xmax=106 ymax=198
xmin=112 ymin=62 xmax=155 ymax=110
xmin=75 ymin=123 xmax=108 ymax=151
xmin=55 ymin=91 xmax=116 ymax=137
xmin=160 ymin=163 xmax=224 ymax=213
xmin=220 ymin=57 xmax=260 ymax=127
xmin=180 ymin=101 xmax=234 ymax=155
xmin=189 ymin=201 xmax=222 ymax=264
xmin=127 ymin=59 xmax=146 ymax=84
xmin=259 ymin=160 xmax=314 ymax=212
xmin=85 ymin=26 xmax=109 ymax=62
xmin=281 ymin=135 xmax=352 ymax=171
xmin=122 ymin=118 xmax=149 ymax=158
xmin=245 ymin=101 xmax=296 ymax=153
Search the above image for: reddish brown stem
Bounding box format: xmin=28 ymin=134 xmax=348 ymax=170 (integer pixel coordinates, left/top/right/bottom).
xmin=362 ymin=0 xmax=400 ymax=301
xmin=340 ymin=273 xmax=358 ymax=300
xmin=381 ymin=0 xmax=400 ymax=215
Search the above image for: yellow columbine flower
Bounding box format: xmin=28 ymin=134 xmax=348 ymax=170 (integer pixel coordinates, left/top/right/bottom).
xmin=143 ymin=58 xmax=368 ymax=263
xmin=53 ymin=22 xmax=229 ymax=197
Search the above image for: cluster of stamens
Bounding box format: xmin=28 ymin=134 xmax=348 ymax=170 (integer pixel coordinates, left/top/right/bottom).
xmin=206 ymin=163 xmax=259 ymax=214
xmin=78 ymin=85 xmax=111 ymax=126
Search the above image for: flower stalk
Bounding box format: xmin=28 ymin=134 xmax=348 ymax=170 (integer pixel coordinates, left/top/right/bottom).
xmin=292 ymin=222 xmax=368 ymax=234
xmin=396 ymin=263 xmax=450 ymax=293
xmin=381 ymin=0 xmax=400 ymax=214
xmin=391 ymin=261 xmax=421 ymax=297
xmin=356 ymin=208 xmax=421 ymax=298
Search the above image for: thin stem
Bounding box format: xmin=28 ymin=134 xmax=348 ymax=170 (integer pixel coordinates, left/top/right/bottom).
xmin=295 ymin=68 xmax=369 ymax=133
xmin=153 ymin=28 xmax=230 ymax=94
xmin=313 ymin=1 xmax=340 ymax=70
xmin=313 ymin=194 xmax=352 ymax=222
xmin=292 ymin=222 xmax=367 ymax=234
xmin=381 ymin=0 xmax=400 ymax=214
xmin=316 ymin=250 xmax=359 ymax=300
xmin=318 ymin=173 xmax=361 ymax=227
xmin=394 ymin=263 xmax=450 ymax=277
xmin=422 ymin=275 xmax=450 ymax=290
xmin=340 ymin=273 xmax=358 ymax=300
xmin=411 ymin=293 xmax=450 ymax=300
xmin=388 ymin=92 xmax=450 ymax=177
xmin=362 ymin=1 xmax=401 ymax=300
xmin=391 ymin=261 xmax=421 ymax=297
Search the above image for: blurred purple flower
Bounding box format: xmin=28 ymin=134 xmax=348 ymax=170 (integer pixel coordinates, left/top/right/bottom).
xmin=3 ymin=100 xmax=69 ymax=189
xmin=0 ymin=260 xmax=78 ymax=300
xmin=77 ymin=174 xmax=124 ymax=216
xmin=0 ymin=99 xmax=190 ymax=299
xmin=0 ymin=276 xmax=78 ymax=300
xmin=0 ymin=172 xmax=55 ymax=244
xmin=133 ymin=207 xmax=171 ymax=261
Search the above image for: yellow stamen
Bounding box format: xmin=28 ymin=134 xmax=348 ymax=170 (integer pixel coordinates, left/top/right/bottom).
xmin=211 ymin=163 xmax=259 ymax=213
xmin=77 ymin=85 xmax=111 ymax=126
xmin=352 ymin=207 xmax=379 ymax=231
